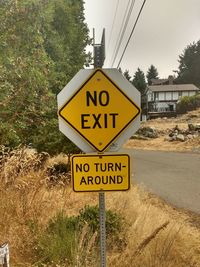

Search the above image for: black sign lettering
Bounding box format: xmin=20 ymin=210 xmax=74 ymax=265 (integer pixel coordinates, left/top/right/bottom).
xmin=86 ymin=90 xmax=109 ymax=107
xmin=76 ymin=163 xmax=90 ymax=172
xmin=86 ymin=91 xmax=97 ymax=106
xmin=81 ymin=114 xmax=90 ymax=129
xmin=87 ymin=176 xmax=94 ymax=185
xmin=99 ymin=91 xmax=109 ymax=106
xmin=79 ymin=175 xmax=124 ymax=185
xmin=117 ymin=175 xmax=123 ymax=184
xmin=81 ymin=113 xmax=119 ymax=129
xmin=92 ymin=114 xmax=101 ymax=128
xmin=80 ymin=177 xmax=87 ymax=185
xmin=110 ymin=113 xmax=118 ymax=128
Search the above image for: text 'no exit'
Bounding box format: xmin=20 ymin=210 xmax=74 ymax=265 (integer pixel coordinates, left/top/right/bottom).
xmin=58 ymin=69 xmax=140 ymax=152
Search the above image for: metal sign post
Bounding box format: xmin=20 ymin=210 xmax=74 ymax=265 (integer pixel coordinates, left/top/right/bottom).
xmin=99 ymin=192 xmax=106 ymax=267
xmin=93 ymin=28 xmax=107 ymax=267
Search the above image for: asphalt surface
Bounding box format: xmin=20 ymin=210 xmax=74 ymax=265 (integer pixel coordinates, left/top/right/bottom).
xmin=121 ymin=148 xmax=200 ymax=214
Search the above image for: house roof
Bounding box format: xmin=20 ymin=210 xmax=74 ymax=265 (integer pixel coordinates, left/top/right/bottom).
xmin=148 ymin=84 xmax=200 ymax=92
xmin=151 ymin=78 xmax=168 ymax=85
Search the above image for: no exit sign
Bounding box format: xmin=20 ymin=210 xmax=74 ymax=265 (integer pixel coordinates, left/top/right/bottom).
xmin=58 ymin=69 xmax=140 ymax=152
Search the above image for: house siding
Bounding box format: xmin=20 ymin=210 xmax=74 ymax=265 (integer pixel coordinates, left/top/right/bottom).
xmin=189 ymin=91 xmax=196 ymax=96
xmin=172 ymin=92 xmax=178 ymax=100
xmin=165 ymin=92 xmax=171 ymax=100
xmin=159 ymin=92 xmax=165 ymax=100
xmin=147 ymin=84 xmax=200 ymax=117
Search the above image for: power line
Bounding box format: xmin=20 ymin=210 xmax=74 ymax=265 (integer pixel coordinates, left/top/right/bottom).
xmin=109 ymin=0 xmax=132 ymax=65
xmin=110 ymin=0 xmax=134 ymax=67
xmin=107 ymin=0 xmax=120 ymax=51
xmin=110 ymin=0 xmax=136 ymax=67
xmin=117 ymin=0 xmax=147 ymax=68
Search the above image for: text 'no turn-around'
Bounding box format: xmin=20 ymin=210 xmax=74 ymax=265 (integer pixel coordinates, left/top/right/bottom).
xmin=71 ymin=154 xmax=130 ymax=192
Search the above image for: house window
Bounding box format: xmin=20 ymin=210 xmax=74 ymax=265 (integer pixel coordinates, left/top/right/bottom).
xmin=154 ymin=92 xmax=159 ymax=100
xmin=178 ymin=91 xmax=182 ymax=98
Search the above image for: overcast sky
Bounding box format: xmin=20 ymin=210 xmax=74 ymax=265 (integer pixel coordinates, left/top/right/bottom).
xmin=84 ymin=0 xmax=200 ymax=79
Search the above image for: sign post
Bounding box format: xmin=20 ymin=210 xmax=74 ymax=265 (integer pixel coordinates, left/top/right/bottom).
xmin=99 ymin=191 xmax=106 ymax=267
xmin=57 ymin=29 xmax=141 ymax=267
xmin=95 ymin=29 xmax=107 ymax=267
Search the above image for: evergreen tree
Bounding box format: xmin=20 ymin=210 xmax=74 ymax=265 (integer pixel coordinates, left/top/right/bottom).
xmin=118 ymin=67 xmax=122 ymax=73
xmin=132 ymin=68 xmax=146 ymax=95
xmin=123 ymin=69 xmax=131 ymax=81
xmin=146 ymin=65 xmax=159 ymax=85
xmin=176 ymin=40 xmax=200 ymax=86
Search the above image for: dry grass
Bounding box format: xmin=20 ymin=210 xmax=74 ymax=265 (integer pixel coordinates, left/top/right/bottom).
xmin=124 ymin=108 xmax=200 ymax=152
xmin=0 ymin=147 xmax=200 ymax=266
xmin=125 ymin=136 xmax=200 ymax=152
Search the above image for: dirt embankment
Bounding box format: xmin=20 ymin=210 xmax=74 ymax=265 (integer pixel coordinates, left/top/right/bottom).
xmin=125 ymin=108 xmax=200 ymax=152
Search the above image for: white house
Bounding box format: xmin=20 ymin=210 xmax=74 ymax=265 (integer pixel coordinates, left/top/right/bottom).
xmin=147 ymin=84 xmax=200 ymax=115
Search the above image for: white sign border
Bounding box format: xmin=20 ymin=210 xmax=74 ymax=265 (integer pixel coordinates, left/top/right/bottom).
xmin=57 ymin=68 xmax=141 ymax=153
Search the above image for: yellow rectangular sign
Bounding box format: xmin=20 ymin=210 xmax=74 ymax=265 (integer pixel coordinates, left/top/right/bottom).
xmin=71 ymin=153 xmax=130 ymax=192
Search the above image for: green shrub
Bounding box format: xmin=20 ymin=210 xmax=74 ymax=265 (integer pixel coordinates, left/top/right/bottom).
xmin=35 ymin=206 xmax=125 ymax=266
xmin=177 ymin=93 xmax=200 ymax=114
xmin=78 ymin=205 xmax=122 ymax=238
xmin=36 ymin=212 xmax=78 ymax=265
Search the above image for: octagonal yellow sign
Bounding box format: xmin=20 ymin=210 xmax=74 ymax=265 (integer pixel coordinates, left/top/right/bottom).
xmin=59 ymin=69 xmax=140 ymax=152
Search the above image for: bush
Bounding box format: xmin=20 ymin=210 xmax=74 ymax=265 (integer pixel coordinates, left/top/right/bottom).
xmin=78 ymin=205 xmax=122 ymax=238
xmin=36 ymin=206 xmax=125 ymax=265
xmin=46 ymin=162 xmax=71 ymax=186
xmin=36 ymin=212 xmax=78 ymax=264
xmin=177 ymin=94 xmax=200 ymax=114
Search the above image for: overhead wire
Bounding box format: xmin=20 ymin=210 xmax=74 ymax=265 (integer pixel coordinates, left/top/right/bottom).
xmin=110 ymin=0 xmax=136 ymax=67
xmin=116 ymin=0 xmax=147 ymax=68
xmin=110 ymin=0 xmax=133 ymax=66
xmin=107 ymin=0 xmax=120 ymax=52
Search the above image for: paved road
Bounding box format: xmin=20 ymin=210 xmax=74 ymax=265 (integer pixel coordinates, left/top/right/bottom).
xmin=121 ymin=149 xmax=200 ymax=213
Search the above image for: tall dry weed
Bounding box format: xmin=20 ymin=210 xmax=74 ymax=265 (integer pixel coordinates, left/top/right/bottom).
xmin=73 ymin=224 xmax=98 ymax=267
xmin=0 ymin=147 xmax=200 ymax=266
xmin=106 ymin=188 xmax=200 ymax=267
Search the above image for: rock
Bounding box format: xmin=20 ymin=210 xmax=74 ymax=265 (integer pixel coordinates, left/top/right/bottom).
xmin=195 ymin=124 xmax=200 ymax=131
xmin=136 ymin=127 xmax=158 ymax=139
xmin=130 ymin=135 xmax=149 ymax=140
xmin=172 ymin=135 xmax=177 ymax=141
xmin=188 ymin=123 xmax=196 ymax=131
xmin=145 ymin=131 xmax=158 ymax=138
xmin=176 ymin=134 xmax=185 ymax=142
xmin=187 ymin=134 xmax=194 ymax=139
xmin=193 ymin=133 xmax=199 ymax=138
xmin=174 ymin=125 xmax=181 ymax=132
